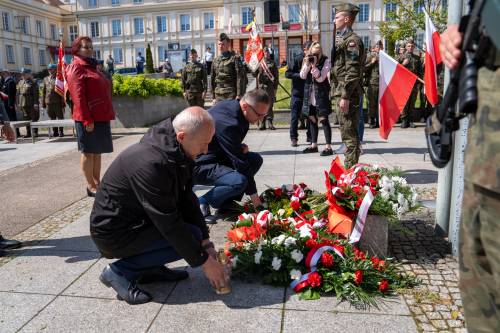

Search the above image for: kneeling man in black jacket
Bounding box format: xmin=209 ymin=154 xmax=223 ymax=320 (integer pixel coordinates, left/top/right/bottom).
xmin=90 ymin=107 xmax=228 ymax=305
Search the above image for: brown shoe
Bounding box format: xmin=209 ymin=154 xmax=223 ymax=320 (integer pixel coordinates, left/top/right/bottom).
xmin=291 ymin=139 xmax=298 ymax=147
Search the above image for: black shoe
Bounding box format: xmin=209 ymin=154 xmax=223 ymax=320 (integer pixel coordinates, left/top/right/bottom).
xmin=0 ymin=235 xmax=22 ymax=250
xmin=200 ymin=204 xmax=217 ymax=224
xmin=87 ymin=188 xmax=96 ymax=197
xmin=291 ymin=139 xmax=298 ymax=147
xmin=137 ymin=266 xmax=189 ymax=284
xmin=100 ymin=265 xmax=152 ymax=305
xmin=409 ymin=122 xmax=416 ymax=128
xmin=0 ymin=249 xmax=5 ymax=257
xmin=401 ymin=122 xmax=410 ymax=129
xmin=320 ymin=148 xmax=333 ymax=156
xmin=302 ymin=146 xmax=318 ymax=154
xmin=258 ymin=126 xmax=266 ymax=130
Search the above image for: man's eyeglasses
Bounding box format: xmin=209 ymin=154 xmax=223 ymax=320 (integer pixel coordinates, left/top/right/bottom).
xmin=80 ymin=45 xmax=94 ymax=50
xmin=247 ymin=104 xmax=268 ymax=118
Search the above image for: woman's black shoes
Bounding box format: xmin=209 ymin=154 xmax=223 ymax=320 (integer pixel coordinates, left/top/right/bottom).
xmin=86 ymin=188 xmax=96 ymax=197
xmin=320 ymin=148 xmax=333 ymax=156
xmin=302 ymin=146 xmax=318 ymax=154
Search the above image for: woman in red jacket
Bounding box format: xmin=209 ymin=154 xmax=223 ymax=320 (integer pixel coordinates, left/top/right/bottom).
xmin=66 ymin=36 xmax=115 ymax=197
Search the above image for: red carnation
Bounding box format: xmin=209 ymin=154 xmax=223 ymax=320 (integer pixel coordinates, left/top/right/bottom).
xmin=369 ymin=177 xmax=378 ymax=187
xmin=243 ymin=204 xmax=249 ymax=213
xmin=299 ymin=182 xmax=307 ymax=189
xmin=354 ymin=270 xmax=363 ymax=285
xmin=321 ymin=252 xmax=334 ymax=267
xmin=355 ymin=197 xmax=363 ymax=209
xmin=305 ymin=239 xmax=318 ymax=249
xmin=371 ymin=256 xmax=380 ymax=267
xmin=307 ymin=271 xmax=322 ymax=287
xmin=379 ymin=279 xmax=389 ymax=292
xmin=333 ymin=244 xmax=345 ymax=256
xmin=353 ymin=248 xmax=366 ymax=261
xmin=290 ymin=200 xmax=301 ymax=211
xmin=377 ymin=260 xmax=386 ymax=271
xmin=274 ymin=188 xmax=283 ymax=197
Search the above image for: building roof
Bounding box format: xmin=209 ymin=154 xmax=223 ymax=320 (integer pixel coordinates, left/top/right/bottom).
xmin=35 ymin=0 xmax=65 ymax=8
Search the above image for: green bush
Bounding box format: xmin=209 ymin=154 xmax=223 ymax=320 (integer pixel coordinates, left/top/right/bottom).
xmin=112 ymin=74 xmax=183 ymax=98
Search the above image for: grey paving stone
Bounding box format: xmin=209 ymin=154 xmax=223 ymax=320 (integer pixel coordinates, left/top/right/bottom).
xmin=0 ymin=291 xmax=55 ymax=333
xmin=19 ymin=295 xmax=160 ymax=333
xmin=283 ymin=309 xmax=418 ymax=333
xmin=0 ymin=249 xmax=98 ymax=294
xmin=166 ymin=267 xmax=284 ymax=309
xmin=148 ymin=304 xmax=282 ymax=333
xmin=285 ymin=288 xmax=411 ymax=315
xmin=63 ymin=258 xmax=178 ymax=303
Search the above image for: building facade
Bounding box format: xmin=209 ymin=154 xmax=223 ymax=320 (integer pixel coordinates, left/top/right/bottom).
xmin=1 ymin=0 xmax=429 ymax=73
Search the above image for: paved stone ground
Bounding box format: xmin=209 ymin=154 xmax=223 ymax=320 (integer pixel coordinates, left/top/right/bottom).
xmin=0 ymin=128 xmax=465 ymax=332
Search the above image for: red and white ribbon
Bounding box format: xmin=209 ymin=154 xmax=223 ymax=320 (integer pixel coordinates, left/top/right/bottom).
xmin=256 ymin=210 xmax=273 ymax=227
xmin=349 ymin=190 xmax=375 ymax=243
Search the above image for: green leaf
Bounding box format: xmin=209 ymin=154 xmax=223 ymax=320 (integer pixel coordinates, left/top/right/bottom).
xmin=299 ymin=289 xmax=321 ymax=300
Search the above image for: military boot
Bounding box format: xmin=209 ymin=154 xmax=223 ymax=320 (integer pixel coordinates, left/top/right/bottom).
xmin=53 ymin=127 xmax=59 ymax=137
xmin=267 ymin=119 xmax=276 ymax=130
xmin=258 ymin=120 xmax=266 ymax=130
xmin=59 ymin=128 xmax=64 ymax=137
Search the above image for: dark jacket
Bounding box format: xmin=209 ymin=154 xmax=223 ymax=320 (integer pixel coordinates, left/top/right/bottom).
xmin=90 ymin=118 xmax=209 ymax=267
xmin=302 ymin=56 xmax=332 ymax=117
xmin=1 ymin=77 xmax=17 ymax=111
xmin=194 ymin=99 xmax=256 ymax=195
xmin=285 ymin=52 xmax=305 ymax=98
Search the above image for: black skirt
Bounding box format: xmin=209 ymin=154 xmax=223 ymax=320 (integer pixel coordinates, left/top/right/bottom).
xmin=75 ymin=121 xmax=113 ymax=154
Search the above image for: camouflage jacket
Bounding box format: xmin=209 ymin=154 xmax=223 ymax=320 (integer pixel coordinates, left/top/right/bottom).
xmin=330 ymin=28 xmax=365 ymax=99
xmin=16 ymin=78 xmax=39 ymax=108
xmin=181 ymin=61 xmax=207 ymax=93
xmin=256 ymin=57 xmax=279 ymax=96
xmin=399 ymin=52 xmax=422 ymax=77
xmin=42 ymin=75 xmax=64 ymax=107
xmin=210 ymin=51 xmax=246 ymax=99
xmin=364 ymin=52 xmax=380 ymax=86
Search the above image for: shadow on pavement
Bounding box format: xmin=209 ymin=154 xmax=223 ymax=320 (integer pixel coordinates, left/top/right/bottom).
xmin=402 ymin=169 xmax=438 ymax=184
xmin=259 ymin=149 xmax=297 ymax=156
xmin=0 ymin=147 xmax=17 ymax=152
xmin=362 ymin=147 xmax=428 ymax=155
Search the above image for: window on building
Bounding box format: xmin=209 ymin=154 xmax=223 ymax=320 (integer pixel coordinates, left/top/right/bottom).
xmin=111 ymin=0 xmax=120 ymax=5
xmin=358 ymin=4 xmax=370 ymax=22
xmin=416 ymin=32 xmax=424 ymax=49
xmin=36 ymin=20 xmax=44 ymax=38
xmin=180 ymin=43 xmax=191 ymax=62
xmin=385 ymin=3 xmax=397 ymax=21
xmin=50 ymin=24 xmax=57 ymax=40
xmin=2 ymin=12 xmax=10 ymax=31
xmin=111 ymin=19 xmax=121 ymax=36
xmin=93 ymin=47 xmax=101 ymax=60
xmin=361 ymin=36 xmax=370 ymax=49
xmin=241 ymin=7 xmax=253 ymax=25
xmin=88 ymin=0 xmax=97 ymax=8
xmin=112 ymin=47 xmax=122 ymax=63
xmin=203 ymin=12 xmax=214 ymax=30
xmin=414 ymin=1 xmax=424 ymax=14
xmin=158 ymin=46 xmax=167 ymax=62
xmin=134 ymin=17 xmax=144 ymax=35
xmin=133 ymin=0 xmax=142 ymax=4
xmin=288 ymin=4 xmax=300 ymax=23
xmin=69 ymin=25 xmax=78 ymax=42
xmin=6 ymin=45 xmax=15 ymax=63
xmin=23 ymin=47 xmax=32 ymax=65
xmin=90 ymin=21 xmax=99 ymax=37
xmin=19 ymin=16 xmax=29 ymax=34
xmin=180 ymin=14 xmax=190 ymax=31
xmin=157 ymin=16 xmax=167 ymax=33
xmin=39 ymin=49 xmax=46 ymax=66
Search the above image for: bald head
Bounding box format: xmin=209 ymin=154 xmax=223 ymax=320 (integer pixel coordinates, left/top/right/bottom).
xmin=173 ymin=107 xmax=215 ymax=160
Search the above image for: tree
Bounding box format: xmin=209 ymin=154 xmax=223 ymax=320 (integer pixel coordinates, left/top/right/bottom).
xmin=145 ymin=43 xmax=154 ymax=74
xmin=378 ymin=0 xmax=447 ymax=56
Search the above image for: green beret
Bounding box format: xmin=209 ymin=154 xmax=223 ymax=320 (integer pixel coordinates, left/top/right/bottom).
xmin=334 ymin=3 xmax=360 ymax=16
xmin=21 ymin=68 xmax=32 ymax=74
xmin=219 ymin=33 xmax=230 ymax=42
xmin=47 ymin=63 xmax=57 ymax=70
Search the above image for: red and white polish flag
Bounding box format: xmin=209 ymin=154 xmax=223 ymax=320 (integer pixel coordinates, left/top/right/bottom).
xmin=424 ymin=10 xmax=442 ymax=106
xmin=378 ymin=50 xmax=418 ymax=140
xmin=55 ymin=40 xmax=66 ymax=97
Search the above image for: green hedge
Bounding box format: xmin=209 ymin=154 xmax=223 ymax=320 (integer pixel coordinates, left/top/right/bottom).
xmin=112 ymin=74 xmax=183 ymax=99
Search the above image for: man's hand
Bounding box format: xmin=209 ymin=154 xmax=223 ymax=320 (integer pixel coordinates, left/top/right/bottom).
xmin=241 ymin=143 xmax=249 ymax=154
xmin=440 ymin=24 xmax=462 ymax=70
xmin=402 ymin=58 xmax=410 ymax=66
xmin=85 ymin=123 xmax=95 ymax=132
xmin=250 ymin=193 xmax=262 ymax=208
xmin=0 ymin=123 xmax=15 ymax=142
xmin=202 ymin=256 xmax=229 ymax=289
xmin=201 ymin=239 xmax=217 ymax=259
xmin=339 ymin=98 xmax=350 ymax=113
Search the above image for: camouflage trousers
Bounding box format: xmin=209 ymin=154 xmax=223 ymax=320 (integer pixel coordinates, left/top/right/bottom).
xmin=400 ymin=83 xmax=418 ymax=122
xmin=215 ymin=92 xmax=237 ymax=103
xmin=367 ymin=84 xmax=379 ymax=120
xmin=335 ymin=95 xmax=360 ymax=168
xmin=185 ymin=92 xmax=205 ymax=108
xmin=47 ymin=103 xmax=64 ymax=119
xmin=22 ymin=106 xmax=39 ymax=122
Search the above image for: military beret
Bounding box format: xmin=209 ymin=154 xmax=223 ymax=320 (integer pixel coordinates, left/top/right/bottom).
xmin=47 ymin=63 xmax=57 ymax=70
xmin=190 ymin=49 xmax=198 ymax=55
xmin=21 ymin=68 xmax=32 ymax=74
xmin=334 ymin=3 xmax=360 ymax=16
xmin=219 ymin=33 xmax=230 ymax=42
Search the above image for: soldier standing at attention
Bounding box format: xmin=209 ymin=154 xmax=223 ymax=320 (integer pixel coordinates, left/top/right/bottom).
xmin=42 ymin=63 xmax=66 ymax=137
xmin=181 ymin=49 xmax=208 ymax=108
xmin=255 ymin=48 xmax=278 ymax=130
xmin=364 ymin=41 xmax=382 ymax=129
xmin=16 ymin=68 xmax=39 ymax=138
xmin=211 ymin=33 xmax=246 ymax=104
xmin=398 ymin=38 xmax=422 ymax=128
xmin=330 ymin=3 xmax=365 ymax=168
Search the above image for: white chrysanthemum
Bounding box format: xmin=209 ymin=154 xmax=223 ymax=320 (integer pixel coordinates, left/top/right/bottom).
xmin=271 ymin=234 xmax=286 ymax=245
xmin=397 ymin=193 xmax=405 ymax=205
xmin=284 ymin=237 xmax=297 ymax=248
xmin=290 ymin=269 xmax=302 ymax=280
xmin=254 ymin=250 xmax=262 ymax=264
xmin=277 ymin=208 xmax=286 ymax=217
xmin=291 ymin=249 xmax=304 ymax=263
xmin=231 ymin=255 xmax=238 ymax=268
xmin=271 ymin=257 xmax=282 ymax=271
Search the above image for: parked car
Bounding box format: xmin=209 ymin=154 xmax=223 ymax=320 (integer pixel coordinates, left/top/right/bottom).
xmin=115 ymin=67 xmax=137 ymax=75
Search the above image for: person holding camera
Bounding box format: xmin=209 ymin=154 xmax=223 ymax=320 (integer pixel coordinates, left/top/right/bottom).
xmin=299 ymin=42 xmax=333 ymax=156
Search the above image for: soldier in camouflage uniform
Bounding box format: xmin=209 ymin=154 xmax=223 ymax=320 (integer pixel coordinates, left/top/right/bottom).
xmin=330 ymin=3 xmax=365 ymax=168
xmin=364 ymin=40 xmax=382 ymax=128
xmin=211 ymin=33 xmax=247 ymax=103
xmin=255 ymin=48 xmax=279 ymax=130
xmin=440 ymin=14 xmax=500 ymax=333
xmin=42 ymin=63 xmax=65 ymax=137
xmin=181 ymin=49 xmax=207 ymax=108
xmin=398 ymin=38 xmax=422 ymax=128
xmin=16 ymin=68 xmax=39 ymax=138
